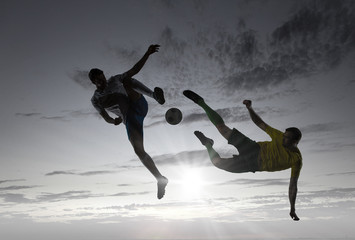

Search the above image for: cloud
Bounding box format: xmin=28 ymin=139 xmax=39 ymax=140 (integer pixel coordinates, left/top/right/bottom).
xmin=15 ymin=113 xmax=41 ymax=117
xmin=79 ymin=171 xmax=116 ymax=176
xmin=223 ymin=1 xmax=355 ymax=92
xmin=0 ymin=185 xmax=39 ymax=191
xmin=300 ymin=122 xmax=344 ymax=134
xmin=322 ymin=171 xmax=355 ymax=177
xmin=110 ymin=191 xmax=151 ymax=197
xmin=301 ymin=187 xmax=355 ymax=200
xmin=0 ymin=193 xmax=32 ymax=204
xmin=46 ymin=170 xmax=116 ymax=176
xmin=67 ymin=69 xmax=95 ymax=90
xmin=219 ymin=178 xmax=290 ymax=187
xmin=307 ymin=138 xmax=355 ymax=153
xmin=148 ymin=1 xmax=355 ymax=98
xmin=15 ymin=109 xmax=99 ymax=122
xmin=140 ymin=149 xmax=211 ymax=167
xmin=36 ymin=191 xmax=100 ymax=203
xmin=45 ymin=171 xmax=75 ymax=176
xmin=105 ymin=43 xmax=141 ymax=65
xmin=0 ymin=179 xmax=25 ymax=184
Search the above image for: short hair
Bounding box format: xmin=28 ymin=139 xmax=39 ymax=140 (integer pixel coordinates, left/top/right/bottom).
xmin=286 ymin=127 xmax=302 ymax=143
xmin=88 ymin=68 xmax=103 ymax=83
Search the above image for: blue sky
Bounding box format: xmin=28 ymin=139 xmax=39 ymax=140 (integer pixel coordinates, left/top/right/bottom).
xmin=1 ymin=0 xmax=355 ymax=239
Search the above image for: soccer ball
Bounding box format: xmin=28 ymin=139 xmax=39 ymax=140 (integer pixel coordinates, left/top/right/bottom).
xmin=165 ymin=108 xmax=183 ymax=125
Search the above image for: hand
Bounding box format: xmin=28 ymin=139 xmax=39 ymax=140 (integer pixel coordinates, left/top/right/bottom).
xmin=114 ymin=117 xmax=122 ymax=126
xmin=290 ymin=210 xmax=300 ymax=221
xmin=243 ymin=99 xmax=252 ymax=109
xmin=147 ymin=44 xmax=160 ymax=55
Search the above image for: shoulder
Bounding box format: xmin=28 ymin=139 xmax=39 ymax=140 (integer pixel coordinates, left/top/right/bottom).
xmin=265 ymin=125 xmax=283 ymax=137
xmin=91 ymin=89 xmax=103 ymax=103
xmin=111 ymin=73 xmax=128 ymax=82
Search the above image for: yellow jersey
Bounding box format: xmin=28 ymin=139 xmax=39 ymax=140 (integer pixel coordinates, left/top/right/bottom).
xmin=257 ymin=125 xmax=302 ymax=178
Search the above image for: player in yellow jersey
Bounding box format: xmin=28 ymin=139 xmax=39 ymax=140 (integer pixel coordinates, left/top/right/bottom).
xmin=183 ymin=90 xmax=302 ymax=221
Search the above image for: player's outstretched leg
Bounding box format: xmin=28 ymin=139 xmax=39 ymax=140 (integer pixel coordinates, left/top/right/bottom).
xmin=153 ymin=87 xmax=165 ymax=105
xmin=130 ymin=78 xmax=165 ymax=105
xmin=184 ymin=90 xmax=233 ymax=140
xmin=194 ymin=131 xmax=220 ymax=165
xmin=194 ymin=131 xmax=214 ymax=146
xmin=183 ymin=90 xmax=204 ymax=104
xmin=138 ymin=153 xmax=168 ymax=199
xmin=129 ymin=130 xmax=168 ymax=199
xmin=194 ymin=131 xmax=233 ymax=171
xmin=184 ymin=90 xmax=224 ymax=126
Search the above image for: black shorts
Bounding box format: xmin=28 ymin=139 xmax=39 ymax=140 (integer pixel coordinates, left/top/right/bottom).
xmin=125 ymin=96 xmax=148 ymax=139
xmin=218 ymin=128 xmax=260 ymax=173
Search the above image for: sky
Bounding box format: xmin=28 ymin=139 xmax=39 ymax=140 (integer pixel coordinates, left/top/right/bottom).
xmin=1 ymin=0 xmax=355 ymax=239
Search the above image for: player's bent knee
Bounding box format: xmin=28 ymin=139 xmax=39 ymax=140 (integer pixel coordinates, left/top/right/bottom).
xmin=216 ymin=124 xmax=233 ymax=140
xmin=211 ymin=157 xmax=224 ymax=168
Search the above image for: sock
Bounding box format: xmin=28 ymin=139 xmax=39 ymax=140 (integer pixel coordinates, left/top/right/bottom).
xmin=199 ymin=101 xmax=224 ymax=126
xmin=131 ymin=78 xmax=154 ymax=98
xmin=205 ymin=144 xmax=220 ymax=161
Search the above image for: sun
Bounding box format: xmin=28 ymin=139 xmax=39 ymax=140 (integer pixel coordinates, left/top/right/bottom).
xmin=178 ymin=168 xmax=205 ymax=199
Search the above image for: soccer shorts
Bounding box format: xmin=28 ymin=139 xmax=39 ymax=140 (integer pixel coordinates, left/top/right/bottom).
xmin=125 ymin=96 xmax=148 ymax=139
xmin=218 ymin=128 xmax=260 ymax=173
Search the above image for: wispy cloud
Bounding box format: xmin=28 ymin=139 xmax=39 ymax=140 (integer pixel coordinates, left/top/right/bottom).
xmin=137 ymin=149 xmax=211 ymax=167
xmin=323 ymin=171 xmax=355 ymax=177
xmin=150 ymin=0 xmax=355 ymax=97
xmin=45 ymin=170 xmax=116 ymax=176
xmin=15 ymin=113 xmax=41 ymax=117
xmin=0 ymin=193 xmax=32 ymax=204
xmin=36 ymin=191 xmax=100 ymax=203
xmin=15 ymin=109 xmax=99 ymax=122
xmin=218 ymin=178 xmax=289 ymax=187
xmin=0 ymin=179 xmax=25 ymax=184
xmin=0 ymin=185 xmax=39 ymax=191
xmin=67 ymin=69 xmax=95 ymax=90
xmin=110 ymin=191 xmax=151 ymax=197
xmin=300 ymin=122 xmax=345 ymax=134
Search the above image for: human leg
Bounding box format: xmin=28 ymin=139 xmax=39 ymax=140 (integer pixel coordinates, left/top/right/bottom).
xmin=125 ymin=78 xmax=165 ymax=104
xmin=194 ymin=130 xmax=259 ymax=173
xmin=194 ymin=131 xmax=223 ymax=167
xmin=125 ymin=99 xmax=168 ymax=199
xmin=183 ymin=90 xmax=233 ymax=140
xmin=129 ymin=129 xmax=168 ymax=199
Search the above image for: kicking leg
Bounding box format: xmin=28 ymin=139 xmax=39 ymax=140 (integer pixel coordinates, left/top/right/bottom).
xmin=184 ymin=90 xmax=233 ymax=140
xmin=129 ymin=130 xmax=168 ymax=199
xmin=195 ymin=131 xmax=248 ymax=172
xmin=122 ymin=78 xmax=141 ymax=102
xmin=126 ymin=78 xmax=165 ymax=104
xmin=194 ymin=131 xmax=226 ymax=168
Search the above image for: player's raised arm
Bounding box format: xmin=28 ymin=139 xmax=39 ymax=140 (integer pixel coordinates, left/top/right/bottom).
xmin=243 ymin=100 xmax=268 ymax=131
xmin=124 ymin=44 xmax=160 ymax=78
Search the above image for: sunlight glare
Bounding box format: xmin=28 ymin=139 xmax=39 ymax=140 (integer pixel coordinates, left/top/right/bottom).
xmin=178 ymin=168 xmax=206 ymax=199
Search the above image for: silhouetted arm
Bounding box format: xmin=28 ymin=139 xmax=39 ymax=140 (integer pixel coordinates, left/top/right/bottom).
xmin=99 ymin=110 xmax=122 ymax=125
xmin=289 ymin=176 xmax=300 ymax=221
xmin=243 ymin=100 xmax=268 ymax=131
xmin=124 ymin=44 xmax=160 ymax=78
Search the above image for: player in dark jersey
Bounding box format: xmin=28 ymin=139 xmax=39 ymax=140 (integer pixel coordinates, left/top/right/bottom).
xmin=89 ymin=45 xmax=168 ymax=199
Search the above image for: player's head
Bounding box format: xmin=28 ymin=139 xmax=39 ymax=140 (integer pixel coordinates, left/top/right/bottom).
xmin=284 ymin=127 xmax=302 ymax=146
xmin=89 ymin=68 xmax=106 ymax=89
xmin=88 ymin=68 xmax=104 ymax=83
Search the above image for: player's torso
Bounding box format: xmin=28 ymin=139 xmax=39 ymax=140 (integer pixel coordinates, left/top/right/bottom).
xmin=258 ymin=139 xmax=301 ymax=172
xmin=94 ymin=76 xmax=129 ymax=115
